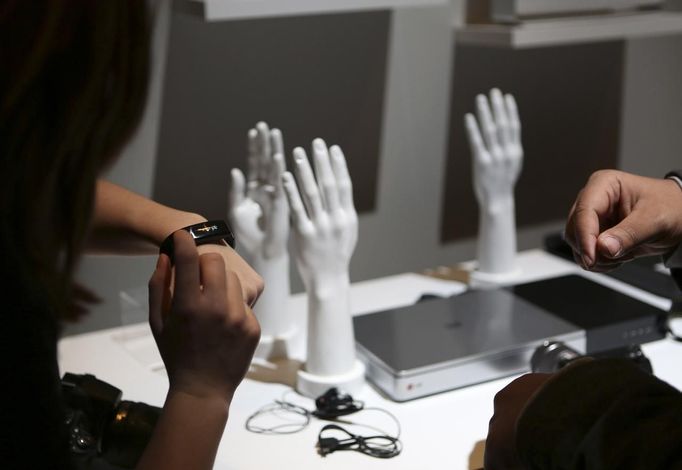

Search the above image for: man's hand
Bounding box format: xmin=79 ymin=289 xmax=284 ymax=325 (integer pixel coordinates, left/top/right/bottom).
xmin=148 ymin=231 xmax=261 ymax=402
xmin=484 ymin=373 xmax=551 ymax=470
xmin=564 ymin=169 xmax=682 ymax=272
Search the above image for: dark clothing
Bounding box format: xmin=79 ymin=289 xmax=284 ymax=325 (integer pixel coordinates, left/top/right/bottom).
xmin=1 ymin=280 xmax=72 ymax=469
xmin=517 ymin=358 xmax=682 ymax=469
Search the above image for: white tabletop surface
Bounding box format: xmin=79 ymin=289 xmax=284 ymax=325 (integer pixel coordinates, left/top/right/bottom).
xmin=58 ymin=250 xmax=682 ymax=469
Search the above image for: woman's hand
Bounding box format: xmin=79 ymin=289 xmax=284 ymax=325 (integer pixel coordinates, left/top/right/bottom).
xmin=148 ymin=231 xmax=261 ymax=402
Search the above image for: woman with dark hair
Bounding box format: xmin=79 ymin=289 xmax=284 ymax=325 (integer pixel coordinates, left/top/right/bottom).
xmin=1 ymin=2 xmax=262 ymax=469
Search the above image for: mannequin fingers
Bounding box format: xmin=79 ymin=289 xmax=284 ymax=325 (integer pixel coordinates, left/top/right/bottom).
xmin=247 ymin=128 xmax=259 ymax=184
xmin=256 ymin=121 xmax=271 ymax=182
xmin=476 ymin=93 xmax=500 ymax=151
xmin=312 ymin=138 xmax=341 ymax=213
xmin=271 ymin=128 xmax=285 ymax=162
xmin=229 ymin=168 xmax=246 ymax=209
xmin=268 ymin=152 xmax=286 ymax=197
xmin=282 ymin=171 xmax=312 ymax=232
xmin=292 ymin=147 xmax=324 ymax=221
xmin=490 ymin=88 xmax=512 ymax=147
xmin=464 ymin=113 xmax=491 ymax=166
xmin=505 ymin=93 xmax=521 ymax=145
xmin=330 ymin=145 xmax=355 ymax=211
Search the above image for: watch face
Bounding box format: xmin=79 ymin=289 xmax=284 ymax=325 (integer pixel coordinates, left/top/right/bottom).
xmin=188 ymin=221 xmax=235 ymax=248
xmin=190 ymin=223 xmax=221 ymax=238
xmin=160 ymin=221 xmax=235 ymax=259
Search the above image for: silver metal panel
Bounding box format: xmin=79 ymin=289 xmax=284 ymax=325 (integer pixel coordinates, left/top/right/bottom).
xmin=354 ymin=289 xmax=586 ymax=401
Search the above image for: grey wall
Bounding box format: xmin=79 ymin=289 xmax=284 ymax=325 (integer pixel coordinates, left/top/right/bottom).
xmin=443 ymin=41 xmax=624 ymax=242
xmin=620 ymin=35 xmax=682 ymax=176
xmin=68 ymin=2 xmax=682 ymax=336
xmin=154 ymin=9 xmax=391 ymax=218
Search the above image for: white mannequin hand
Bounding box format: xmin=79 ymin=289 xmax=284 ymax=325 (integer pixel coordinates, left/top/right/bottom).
xmin=229 ymin=122 xmax=288 ymax=260
xmin=465 ymin=88 xmax=522 ymax=213
xmin=282 ymin=139 xmax=358 ymax=295
xmin=229 ymin=122 xmax=293 ymax=343
xmin=465 ymin=89 xmax=522 ymax=277
xmin=283 ymin=139 xmax=359 ymax=378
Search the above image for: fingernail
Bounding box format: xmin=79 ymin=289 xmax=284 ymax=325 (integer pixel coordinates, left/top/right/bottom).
xmin=313 ymin=139 xmax=325 ymax=150
xmin=602 ymin=236 xmax=622 ymax=258
xmin=581 ymin=254 xmax=592 ymax=268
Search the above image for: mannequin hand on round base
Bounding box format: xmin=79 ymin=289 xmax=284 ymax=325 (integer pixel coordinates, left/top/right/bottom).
xmin=282 ymin=139 xmax=361 ymax=385
xmin=229 ymin=122 xmax=294 ymax=343
xmin=465 ymin=89 xmax=523 ymax=276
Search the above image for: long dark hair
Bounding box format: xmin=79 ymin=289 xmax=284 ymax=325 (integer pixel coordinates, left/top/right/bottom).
xmin=0 ymin=1 xmax=150 ymax=319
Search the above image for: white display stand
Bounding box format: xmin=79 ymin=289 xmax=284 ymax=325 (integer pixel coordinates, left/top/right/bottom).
xmin=456 ymin=11 xmax=682 ymax=49
xmin=465 ymin=89 xmax=523 ymax=285
xmin=184 ymin=0 xmax=448 ymax=21
xmin=282 ymin=141 xmax=365 ymax=397
xmin=229 ymin=122 xmax=297 ymax=360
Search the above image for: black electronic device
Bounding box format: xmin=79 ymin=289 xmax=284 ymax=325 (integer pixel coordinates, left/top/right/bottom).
xmin=508 ymin=275 xmax=667 ymax=353
xmin=159 ymin=220 xmax=235 ymax=262
xmin=531 ymin=340 xmax=653 ymax=374
xmin=312 ymin=388 xmax=363 ymax=419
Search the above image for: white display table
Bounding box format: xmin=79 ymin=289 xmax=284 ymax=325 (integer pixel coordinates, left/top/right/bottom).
xmin=58 ymin=250 xmax=681 ymax=469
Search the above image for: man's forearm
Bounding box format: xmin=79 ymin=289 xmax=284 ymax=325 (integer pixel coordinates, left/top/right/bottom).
xmin=88 ymin=179 xmax=207 ymax=254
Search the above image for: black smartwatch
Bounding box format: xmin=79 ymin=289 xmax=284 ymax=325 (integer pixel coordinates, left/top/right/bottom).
xmin=160 ymin=220 xmax=235 ymax=260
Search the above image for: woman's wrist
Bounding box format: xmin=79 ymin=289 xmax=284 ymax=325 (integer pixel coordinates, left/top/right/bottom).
xmin=146 ymin=211 xmax=208 ymax=246
xmin=166 ymin=386 xmax=233 ymax=415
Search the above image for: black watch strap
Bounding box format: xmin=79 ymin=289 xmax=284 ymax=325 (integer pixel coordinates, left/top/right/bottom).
xmin=160 ymin=220 xmax=235 ymax=260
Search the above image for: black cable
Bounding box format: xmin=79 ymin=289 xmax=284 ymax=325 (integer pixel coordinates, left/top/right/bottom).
xmin=316 ymin=423 xmax=402 ymax=459
xmin=245 ymin=400 xmax=311 ymax=434
xmin=244 ymin=389 xmax=403 ymax=459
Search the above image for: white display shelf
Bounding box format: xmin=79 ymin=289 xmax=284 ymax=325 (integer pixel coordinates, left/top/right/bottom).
xmin=184 ymin=0 xmax=447 ymax=21
xmin=456 ymin=11 xmax=682 ymax=48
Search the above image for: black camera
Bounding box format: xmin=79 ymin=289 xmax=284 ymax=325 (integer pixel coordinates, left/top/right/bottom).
xmin=62 ymin=373 xmax=161 ymax=469
xmin=530 ymin=341 xmax=653 ymax=374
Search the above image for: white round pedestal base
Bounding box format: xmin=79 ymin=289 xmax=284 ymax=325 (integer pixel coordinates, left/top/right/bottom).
xmin=469 ymin=267 xmax=522 ymax=288
xmin=253 ymin=327 xmax=298 ymax=361
xmin=296 ymin=360 xmax=366 ymax=398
